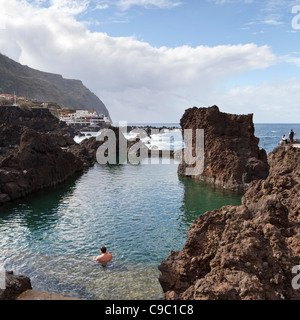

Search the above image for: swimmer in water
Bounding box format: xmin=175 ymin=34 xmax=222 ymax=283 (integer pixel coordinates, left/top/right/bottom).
xmin=92 ymin=246 xmax=112 ymax=267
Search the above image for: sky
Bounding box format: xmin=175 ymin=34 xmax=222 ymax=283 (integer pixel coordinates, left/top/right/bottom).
xmin=0 ymin=0 xmax=300 ymax=124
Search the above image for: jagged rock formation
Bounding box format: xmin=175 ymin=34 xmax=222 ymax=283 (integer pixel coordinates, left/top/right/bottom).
xmin=178 ymin=105 xmax=269 ymax=191
xmin=0 ymin=129 xmax=83 ymax=204
xmin=158 ymin=145 xmax=300 ymax=300
xmin=0 ymin=106 xmax=76 ymax=159
xmin=0 ymin=271 xmax=32 ymax=300
xmin=0 ymin=53 xmax=110 ymax=117
xmin=0 ymin=105 xmax=76 ymax=137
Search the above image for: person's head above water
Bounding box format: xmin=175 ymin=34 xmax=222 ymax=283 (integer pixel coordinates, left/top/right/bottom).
xmin=93 ymin=246 xmax=112 ymax=266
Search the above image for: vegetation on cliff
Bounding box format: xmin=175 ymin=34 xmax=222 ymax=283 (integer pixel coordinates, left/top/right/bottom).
xmin=0 ymin=53 xmax=110 ymax=117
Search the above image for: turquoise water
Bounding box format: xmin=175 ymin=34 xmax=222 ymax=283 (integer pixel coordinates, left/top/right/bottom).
xmin=0 ymin=159 xmax=241 ymax=300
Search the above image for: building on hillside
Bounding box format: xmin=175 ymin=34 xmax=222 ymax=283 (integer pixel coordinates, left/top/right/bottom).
xmin=0 ymin=94 xmax=14 ymax=101
xmin=59 ymin=109 xmax=110 ymax=127
xmin=0 ymin=93 xmax=17 ymax=106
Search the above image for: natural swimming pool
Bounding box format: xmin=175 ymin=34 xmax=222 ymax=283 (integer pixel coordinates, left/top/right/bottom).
xmin=0 ymin=159 xmax=242 ymax=299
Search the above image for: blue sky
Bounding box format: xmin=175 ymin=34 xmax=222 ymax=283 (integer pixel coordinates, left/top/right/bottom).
xmin=0 ymin=0 xmax=300 ymax=123
xmin=85 ymin=1 xmax=293 ymax=47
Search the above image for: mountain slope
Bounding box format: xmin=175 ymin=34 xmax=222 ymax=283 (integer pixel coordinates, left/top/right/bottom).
xmin=0 ymin=53 xmax=110 ymax=118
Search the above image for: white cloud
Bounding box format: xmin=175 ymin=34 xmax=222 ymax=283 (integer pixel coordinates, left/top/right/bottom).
xmin=116 ymin=0 xmax=182 ymax=10
xmin=286 ymin=56 xmax=300 ymax=66
xmin=209 ymin=0 xmax=253 ymax=4
xmin=261 ymin=13 xmax=284 ymax=25
xmin=48 ymin=0 xmax=90 ymax=15
xmin=95 ymin=4 xmax=109 ymax=10
xmin=213 ymin=79 xmax=300 ymax=123
xmin=0 ymin=0 xmax=284 ymax=123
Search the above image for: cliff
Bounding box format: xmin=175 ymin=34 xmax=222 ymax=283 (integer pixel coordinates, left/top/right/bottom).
xmin=158 ymin=145 xmax=300 ymax=300
xmin=0 ymin=53 xmax=110 ymax=118
xmin=178 ymin=105 xmax=269 ymax=191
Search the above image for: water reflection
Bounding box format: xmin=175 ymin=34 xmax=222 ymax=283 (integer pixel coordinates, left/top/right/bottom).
xmin=178 ymin=176 xmax=242 ymax=229
xmin=0 ymin=173 xmax=82 ymax=233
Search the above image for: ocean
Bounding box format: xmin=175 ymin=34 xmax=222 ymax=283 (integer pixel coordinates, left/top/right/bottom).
xmin=0 ymin=123 xmax=298 ymax=300
xmin=254 ymin=123 xmax=300 ymax=154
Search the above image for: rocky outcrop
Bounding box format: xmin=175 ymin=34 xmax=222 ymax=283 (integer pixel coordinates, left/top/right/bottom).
xmin=0 ymin=271 xmax=82 ymax=300
xmin=0 ymin=129 xmax=83 ymax=204
xmin=178 ymin=106 xmax=269 ymax=191
xmin=0 ymin=106 xmax=84 ymax=204
xmin=0 ymin=271 xmax=32 ymax=300
xmin=158 ymin=145 xmax=300 ymax=300
xmin=68 ymin=135 xmax=103 ymax=168
xmin=0 ymin=106 xmax=76 ymax=159
xmin=0 ymin=105 xmax=76 ymax=138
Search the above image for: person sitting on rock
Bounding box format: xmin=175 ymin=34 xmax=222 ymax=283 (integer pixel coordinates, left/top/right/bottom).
xmin=281 ymin=134 xmax=288 ymax=145
xmin=92 ymin=246 xmax=113 ymax=267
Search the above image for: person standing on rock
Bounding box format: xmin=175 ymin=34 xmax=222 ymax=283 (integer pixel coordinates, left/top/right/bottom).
xmin=92 ymin=246 xmax=112 ymax=267
xmin=289 ymin=129 xmax=296 ymax=143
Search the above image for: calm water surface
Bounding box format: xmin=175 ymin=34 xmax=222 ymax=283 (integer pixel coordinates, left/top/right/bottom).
xmin=0 ymin=159 xmax=241 ymax=300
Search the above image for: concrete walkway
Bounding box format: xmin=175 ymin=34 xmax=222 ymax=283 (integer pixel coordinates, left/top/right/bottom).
xmin=17 ymin=289 xmax=83 ymax=300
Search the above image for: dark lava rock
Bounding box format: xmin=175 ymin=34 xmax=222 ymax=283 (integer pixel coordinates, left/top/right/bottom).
xmin=0 ymin=129 xmax=83 ymax=204
xmin=158 ymin=145 xmax=300 ymax=300
xmin=0 ymin=271 xmax=32 ymax=300
xmin=178 ymin=105 xmax=269 ymax=191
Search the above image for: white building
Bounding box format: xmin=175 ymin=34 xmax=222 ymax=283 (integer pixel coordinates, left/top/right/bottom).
xmin=59 ymin=109 xmax=110 ymax=126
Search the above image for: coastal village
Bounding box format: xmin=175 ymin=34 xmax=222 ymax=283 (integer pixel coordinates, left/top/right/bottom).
xmin=0 ymin=92 xmax=111 ymax=127
xmin=59 ymin=110 xmax=110 ymax=126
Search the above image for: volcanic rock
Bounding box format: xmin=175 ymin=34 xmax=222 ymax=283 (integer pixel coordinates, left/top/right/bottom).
xmin=0 ymin=105 xmax=76 ymax=138
xmin=0 ymin=106 xmax=76 ymax=160
xmin=0 ymin=129 xmax=83 ymax=204
xmin=158 ymin=145 xmax=300 ymax=300
xmin=178 ymin=106 xmax=269 ymax=191
xmin=0 ymin=271 xmax=32 ymax=300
